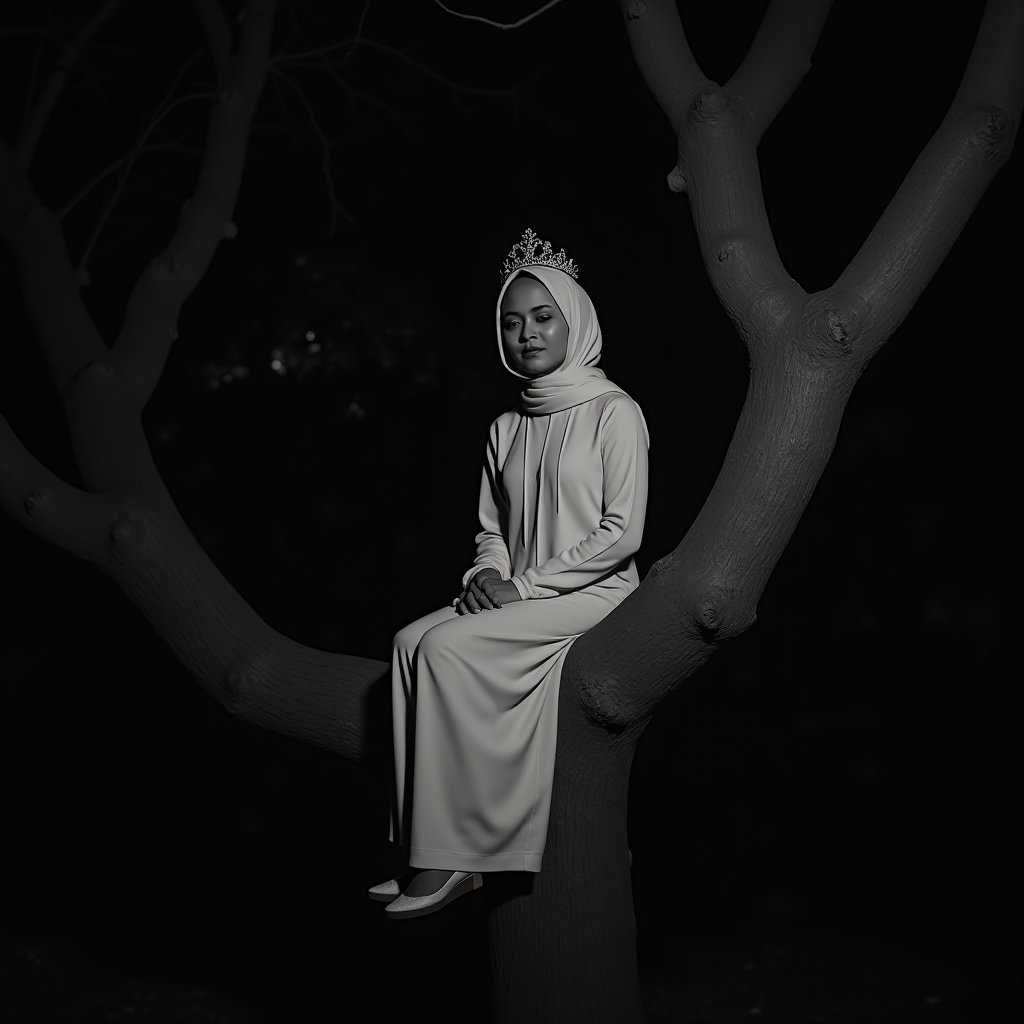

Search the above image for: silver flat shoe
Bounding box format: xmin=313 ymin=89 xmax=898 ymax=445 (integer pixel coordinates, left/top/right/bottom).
xmin=367 ymin=878 xmax=401 ymax=902
xmin=384 ymin=871 xmax=483 ymax=919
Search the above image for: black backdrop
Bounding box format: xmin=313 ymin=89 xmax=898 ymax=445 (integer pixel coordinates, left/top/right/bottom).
xmin=1 ymin=1 xmax=1020 ymax=1021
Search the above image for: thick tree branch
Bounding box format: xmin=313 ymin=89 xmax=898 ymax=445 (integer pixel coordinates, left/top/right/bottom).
xmin=835 ymin=0 xmax=1023 ymax=353
xmin=0 ymin=141 xmax=109 ymax=397
xmin=2 ymin=0 xmax=384 ymax=762
xmin=0 ymin=412 xmax=110 ymax=560
xmin=193 ymin=0 xmax=233 ymax=88
xmin=13 ymin=0 xmax=125 ymax=173
xmin=618 ymin=0 xmax=710 ymax=141
xmin=726 ymin=0 xmax=833 ymax=140
xmin=621 ymin=0 xmax=807 ymax=350
xmin=576 ymin=0 xmax=1022 ymax=729
xmin=2 ymin=359 xmax=384 ymax=759
xmin=114 ymin=0 xmax=276 ymax=411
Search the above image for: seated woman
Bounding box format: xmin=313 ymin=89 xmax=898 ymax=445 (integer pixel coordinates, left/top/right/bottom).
xmin=373 ymin=228 xmax=650 ymax=919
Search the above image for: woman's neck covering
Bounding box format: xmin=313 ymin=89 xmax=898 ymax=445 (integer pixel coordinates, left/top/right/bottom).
xmin=495 ymin=265 xmax=650 ymax=563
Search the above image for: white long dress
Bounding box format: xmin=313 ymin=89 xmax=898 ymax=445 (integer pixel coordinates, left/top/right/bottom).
xmin=389 ymin=390 xmax=649 ymax=872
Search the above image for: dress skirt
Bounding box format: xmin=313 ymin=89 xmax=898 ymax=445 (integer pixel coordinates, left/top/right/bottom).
xmin=388 ymin=577 xmax=629 ymax=873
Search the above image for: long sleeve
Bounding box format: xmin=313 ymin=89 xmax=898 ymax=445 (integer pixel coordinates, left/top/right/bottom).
xmin=461 ymin=419 xmax=513 ymax=590
xmin=510 ymin=396 xmax=649 ymax=600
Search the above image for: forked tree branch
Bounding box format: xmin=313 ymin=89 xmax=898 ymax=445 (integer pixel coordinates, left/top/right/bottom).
xmin=726 ymin=0 xmax=833 ymax=139
xmin=2 ymin=0 xmax=390 ymax=761
xmin=618 ymin=0 xmax=811 ymax=344
xmin=568 ymin=0 xmax=1022 ymax=729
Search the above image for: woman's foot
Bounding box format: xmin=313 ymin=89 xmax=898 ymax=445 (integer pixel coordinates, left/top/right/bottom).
xmin=385 ymin=870 xmax=483 ymax=919
xmin=402 ymin=868 xmax=457 ymax=896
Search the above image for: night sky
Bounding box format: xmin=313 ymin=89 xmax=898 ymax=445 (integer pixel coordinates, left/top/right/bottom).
xmin=1 ymin=1 xmax=1021 ymax=1021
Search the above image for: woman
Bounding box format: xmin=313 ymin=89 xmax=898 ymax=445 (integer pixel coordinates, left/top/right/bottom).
xmin=372 ymin=228 xmax=650 ymax=919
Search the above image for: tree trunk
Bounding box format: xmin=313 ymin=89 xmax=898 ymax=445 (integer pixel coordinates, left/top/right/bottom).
xmin=486 ymin=693 xmax=648 ymax=1023
xmin=478 ymin=1 xmax=1023 ymax=1020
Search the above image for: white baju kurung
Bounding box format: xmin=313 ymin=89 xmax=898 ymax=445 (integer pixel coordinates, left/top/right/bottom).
xmin=388 ymin=264 xmax=650 ymax=873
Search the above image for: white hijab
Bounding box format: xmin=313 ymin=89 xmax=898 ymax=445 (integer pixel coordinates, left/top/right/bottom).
xmin=495 ymin=265 xmax=650 ymax=559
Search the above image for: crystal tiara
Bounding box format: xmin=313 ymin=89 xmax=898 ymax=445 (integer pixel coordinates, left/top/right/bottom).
xmin=500 ymin=227 xmax=579 ymax=283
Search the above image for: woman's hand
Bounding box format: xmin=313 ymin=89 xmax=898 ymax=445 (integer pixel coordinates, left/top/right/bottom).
xmin=455 ymin=568 xmax=524 ymax=614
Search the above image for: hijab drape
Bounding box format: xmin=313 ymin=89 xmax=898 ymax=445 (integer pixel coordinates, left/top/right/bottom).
xmin=495 ymin=265 xmax=650 ymax=563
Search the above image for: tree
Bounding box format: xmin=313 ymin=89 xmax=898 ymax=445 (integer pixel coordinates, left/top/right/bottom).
xmin=0 ymin=1 xmax=1020 ymax=1022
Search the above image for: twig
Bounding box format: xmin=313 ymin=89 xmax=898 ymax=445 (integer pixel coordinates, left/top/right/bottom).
xmin=57 ymin=137 xmax=201 ymax=221
xmin=345 ymin=0 xmax=372 ymax=62
xmin=432 ymin=0 xmax=566 ymax=30
xmin=276 ymin=38 xmax=523 ymax=98
xmin=76 ymin=89 xmax=216 ymax=269
xmin=268 ymin=65 xmax=353 ymax=233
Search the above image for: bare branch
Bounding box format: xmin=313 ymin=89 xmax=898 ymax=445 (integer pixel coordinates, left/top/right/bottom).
xmin=113 ymin=0 xmax=277 ymax=410
xmin=726 ymin=0 xmax=833 ymax=140
xmin=621 ymin=0 xmax=804 ymax=347
xmin=0 ymin=139 xmax=109 ymax=396
xmin=192 ymin=0 xmax=233 ymax=87
xmin=57 ymin=136 xmax=200 ymax=223
xmin=835 ymin=0 xmax=1024 ymax=354
xmin=0 ymin=412 xmax=110 ymax=560
xmin=14 ymin=0 xmax=126 ymax=173
xmin=75 ymin=91 xmax=214 ymax=270
xmin=583 ymin=0 xmax=1022 ymax=727
xmin=268 ymin=65 xmax=353 ymax=233
xmin=618 ymin=0 xmax=712 ymax=140
xmin=433 ymin=0 xmax=566 ymax=30
xmin=345 ymin=0 xmax=372 ymax=61
xmin=273 ymin=37 xmax=524 ymax=98
xmin=1 ymin=402 xmax=385 ymax=761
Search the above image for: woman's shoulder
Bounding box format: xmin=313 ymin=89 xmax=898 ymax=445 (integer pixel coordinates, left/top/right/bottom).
xmin=592 ymin=389 xmax=643 ymax=425
xmin=488 ymin=407 xmax=521 ymax=436
xmin=593 ymin=390 xmax=649 ymax=449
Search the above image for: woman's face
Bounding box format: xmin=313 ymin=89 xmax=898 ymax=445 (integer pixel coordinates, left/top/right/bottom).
xmin=500 ymin=275 xmax=569 ymax=379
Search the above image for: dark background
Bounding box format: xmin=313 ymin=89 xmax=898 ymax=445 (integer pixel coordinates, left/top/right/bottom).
xmin=1 ymin=1 xmax=1020 ymax=1021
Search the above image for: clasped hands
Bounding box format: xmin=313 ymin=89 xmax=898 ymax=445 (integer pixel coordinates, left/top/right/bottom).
xmin=455 ymin=567 xmax=522 ymax=615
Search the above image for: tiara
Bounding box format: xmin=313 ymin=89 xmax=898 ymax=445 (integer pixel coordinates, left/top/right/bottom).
xmin=500 ymin=227 xmax=579 ymax=283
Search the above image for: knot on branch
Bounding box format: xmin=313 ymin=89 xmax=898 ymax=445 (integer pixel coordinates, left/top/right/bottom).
xmin=222 ymin=652 xmax=271 ymax=715
xmin=220 ymin=88 xmax=238 ymax=104
xmin=690 ymin=88 xmax=729 ymax=125
xmin=666 ymin=165 xmax=687 ymax=193
xmin=579 ymin=674 xmax=633 ymax=733
xmin=222 ymin=221 xmax=238 ymax=239
xmin=150 ymin=254 xmax=182 ymax=277
xmin=23 ymin=488 xmax=51 ymax=517
xmin=108 ymin=507 xmax=146 ymax=550
xmin=968 ymin=104 xmax=1011 ymax=160
xmin=72 ymin=358 xmax=118 ymax=388
xmin=627 ymin=0 xmax=648 ymax=18
xmin=690 ymin=584 xmax=752 ymax=643
xmin=714 ymin=233 xmax=750 ymax=265
xmin=799 ymin=292 xmax=871 ymax=361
